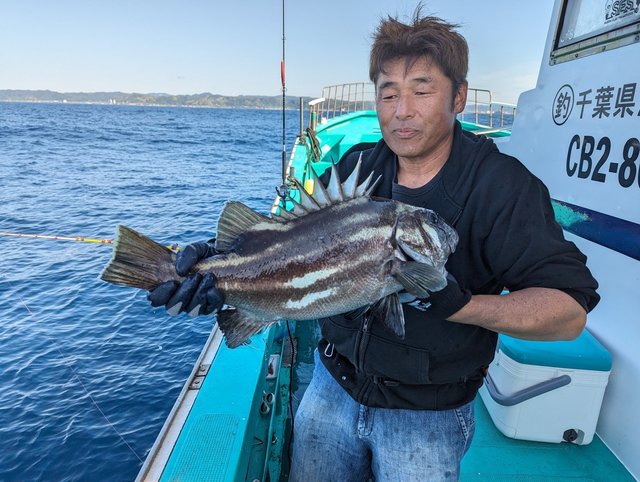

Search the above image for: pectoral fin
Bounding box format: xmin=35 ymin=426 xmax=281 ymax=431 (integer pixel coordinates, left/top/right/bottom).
xmin=393 ymin=262 xmax=447 ymax=298
xmin=370 ymin=293 xmax=405 ymax=338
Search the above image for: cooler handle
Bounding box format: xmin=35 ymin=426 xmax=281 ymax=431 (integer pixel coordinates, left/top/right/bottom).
xmin=484 ymin=372 xmax=571 ymax=406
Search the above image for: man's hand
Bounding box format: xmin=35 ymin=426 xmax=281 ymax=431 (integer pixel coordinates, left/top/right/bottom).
xmin=147 ymin=241 xmax=224 ymax=317
xmin=401 ymin=274 xmax=471 ymax=320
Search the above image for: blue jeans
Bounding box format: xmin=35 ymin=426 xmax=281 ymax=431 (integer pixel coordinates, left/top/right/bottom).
xmin=289 ymin=350 xmax=475 ymax=482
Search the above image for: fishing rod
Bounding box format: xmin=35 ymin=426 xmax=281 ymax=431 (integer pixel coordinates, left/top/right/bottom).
xmin=281 ymin=0 xmax=287 ymax=187
xmin=274 ymin=0 xmax=292 ymax=210
xmin=0 ymin=230 xmax=180 ymax=251
xmin=0 ymin=231 xmax=114 ymax=244
xmin=278 ymin=0 xmax=297 ymax=466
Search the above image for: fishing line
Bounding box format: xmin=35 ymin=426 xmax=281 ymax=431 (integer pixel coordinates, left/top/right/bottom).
xmin=0 ymin=230 xmax=180 ymax=251
xmin=19 ymin=299 xmax=143 ymax=463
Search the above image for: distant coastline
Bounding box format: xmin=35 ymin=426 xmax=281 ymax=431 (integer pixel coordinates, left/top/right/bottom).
xmin=0 ymin=89 xmax=313 ymax=109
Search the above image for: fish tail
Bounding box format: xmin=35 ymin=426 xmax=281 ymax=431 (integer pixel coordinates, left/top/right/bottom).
xmin=100 ymin=225 xmax=177 ymax=290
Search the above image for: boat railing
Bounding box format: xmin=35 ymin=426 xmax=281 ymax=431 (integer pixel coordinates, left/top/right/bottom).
xmin=460 ymin=88 xmax=517 ymax=129
xmin=307 ymin=82 xmax=376 ymax=130
xmin=304 ymin=83 xmax=516 ymax=132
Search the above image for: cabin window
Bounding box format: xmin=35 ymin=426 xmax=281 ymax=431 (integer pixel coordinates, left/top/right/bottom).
xmin=551 ymin=0 xmax=640 ymax=63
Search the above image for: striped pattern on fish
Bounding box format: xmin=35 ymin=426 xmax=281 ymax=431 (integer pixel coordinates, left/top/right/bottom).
xmin=200 ymin=196 xmax=403 ymax=320
xmin=100 ymin=156 xmax=458 ymax=348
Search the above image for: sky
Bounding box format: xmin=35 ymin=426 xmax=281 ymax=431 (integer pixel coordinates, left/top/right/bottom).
xmin=0 ymin=1 xmax=555 ymax=104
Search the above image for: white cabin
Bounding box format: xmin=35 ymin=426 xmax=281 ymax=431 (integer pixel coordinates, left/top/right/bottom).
xmin=499 ymin=1 xmax=640 ymax=477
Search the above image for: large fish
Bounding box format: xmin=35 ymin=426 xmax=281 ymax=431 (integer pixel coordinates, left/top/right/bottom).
xmin=100 ymin=156 xmax=458 ymax=348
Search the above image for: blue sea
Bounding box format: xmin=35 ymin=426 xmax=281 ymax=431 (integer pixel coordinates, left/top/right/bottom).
xmin=0 ymin=102 xmax=299 ymax=481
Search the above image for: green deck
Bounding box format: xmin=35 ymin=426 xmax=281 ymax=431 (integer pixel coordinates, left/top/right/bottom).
xmin=462 ymin=398 xmax=632 ymax=481
xmin=154 ymin=323 xmax=633 ymax=482
xmin=158 ymin=326 xmax=292 ymax=482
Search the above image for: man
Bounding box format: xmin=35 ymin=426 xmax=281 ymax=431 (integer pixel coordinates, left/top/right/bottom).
xmin=149 ymin=11 xmax=599 ymax=482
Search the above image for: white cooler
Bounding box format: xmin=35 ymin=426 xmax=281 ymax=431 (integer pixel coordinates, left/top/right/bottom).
xmin=479 ymin=328 xmax=611 ymax=445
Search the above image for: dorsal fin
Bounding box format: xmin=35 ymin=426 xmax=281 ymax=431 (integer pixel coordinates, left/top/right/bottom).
xmin=294 ymin=177 xmax=321 ymax=212
xmin=288 ymin=192 xmax=311 ymax=217
xmin=341 ymin=152 xmax=364 ymax=198
xmin=326 ymin=163 xmax=345 ymax=203
xmin=216 ymin=201 xmax=274 ymax=251
xmin=308 ymin=165 xmax=332 ymax=208
xmin=357 ymin=170 xmax=380 ymax=197
xmin=272 ymin=205 xmax=296 ymax=223
xmin=273 ymin=155 xmax=377 ymax=221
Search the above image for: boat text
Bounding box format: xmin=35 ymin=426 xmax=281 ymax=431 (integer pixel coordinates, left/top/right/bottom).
xmin=553 ymin=82 xmax=640 ymax=125
xmin=566 ymin=135 xmax=640 ymax=188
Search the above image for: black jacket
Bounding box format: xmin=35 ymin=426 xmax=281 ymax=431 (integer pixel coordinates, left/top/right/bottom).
xmin=318 ymin=121 xmax=600 ymax=410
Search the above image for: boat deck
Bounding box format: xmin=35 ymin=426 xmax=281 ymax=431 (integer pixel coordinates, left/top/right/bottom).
xmin=139 ymin=323 xmax=634 ymax=481
xmin=462 ymin=397 xmax=633 ymax=481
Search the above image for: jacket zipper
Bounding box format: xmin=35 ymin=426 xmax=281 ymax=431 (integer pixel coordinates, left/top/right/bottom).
xmin=355 ymin=309 xmax=372 ymax=372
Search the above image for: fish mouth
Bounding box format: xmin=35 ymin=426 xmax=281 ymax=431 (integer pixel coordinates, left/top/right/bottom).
xmin=394 ymin=208 xmax=457 ymax=265
xmin=397 ymin=237 xmax=436 ymax=267
xmin=425 ymin=210 xmax=458 ymax=254
xmin=437 ymin=222 xmax=458 ymax=254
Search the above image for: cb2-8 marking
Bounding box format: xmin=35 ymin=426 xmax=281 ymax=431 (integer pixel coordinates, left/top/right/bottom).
xmin=566 ymin=135 xmax=640 ymax=188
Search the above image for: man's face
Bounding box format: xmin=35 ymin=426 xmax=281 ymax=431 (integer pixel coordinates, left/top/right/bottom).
xmin=375 ymin=57 xmax=467 ymax=164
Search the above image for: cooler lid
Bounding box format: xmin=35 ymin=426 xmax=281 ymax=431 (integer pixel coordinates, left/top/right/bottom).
xmin=498 ymin=328 xmax=612 ymax=371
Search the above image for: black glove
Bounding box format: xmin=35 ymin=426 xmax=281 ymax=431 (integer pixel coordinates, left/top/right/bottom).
xmin=401 ymin=273 xmax=471 ymax=320
xmin=147 ymin=240 xmax=225 ymax=317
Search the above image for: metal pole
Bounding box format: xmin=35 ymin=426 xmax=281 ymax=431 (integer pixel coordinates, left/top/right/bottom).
xmin=489 ymin=91 xmax=493 ymax=127
xmin=475 ymin=89 xmax=478 ymax=125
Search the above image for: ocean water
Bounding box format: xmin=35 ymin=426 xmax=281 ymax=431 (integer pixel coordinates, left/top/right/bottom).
xmin=0 ymin=102 xmax=299 ymax=481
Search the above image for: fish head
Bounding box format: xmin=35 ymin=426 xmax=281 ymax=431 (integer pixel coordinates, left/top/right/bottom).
xmin=394 ymin=206 xmax=458 ymax=269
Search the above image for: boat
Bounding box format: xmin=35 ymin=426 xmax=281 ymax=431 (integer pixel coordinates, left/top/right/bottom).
xmin=136 ymin=1 xmax=639 ymax=480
